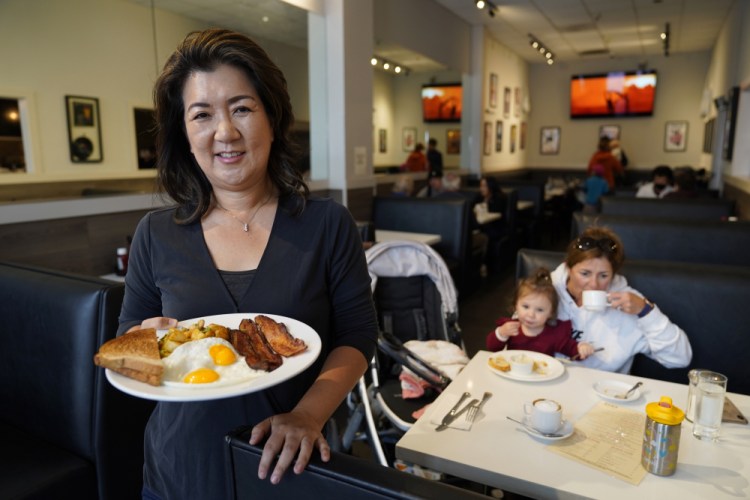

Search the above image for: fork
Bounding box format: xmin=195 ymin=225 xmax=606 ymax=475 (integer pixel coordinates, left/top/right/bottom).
xmin=466 ymin=391 xmax=493 ymax=423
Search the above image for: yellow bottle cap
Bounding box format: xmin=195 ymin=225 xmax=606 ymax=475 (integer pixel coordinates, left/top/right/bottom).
xmin=646 ymin=396 xmax=685 ymax=425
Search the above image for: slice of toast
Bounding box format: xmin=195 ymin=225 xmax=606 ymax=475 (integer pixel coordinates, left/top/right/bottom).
xmin=94 ymin=328 xmax=164 ymax=386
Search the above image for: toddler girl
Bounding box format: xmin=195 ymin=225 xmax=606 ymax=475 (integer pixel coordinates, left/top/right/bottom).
xmin=486 ymin=268 xmax=594 ymax=360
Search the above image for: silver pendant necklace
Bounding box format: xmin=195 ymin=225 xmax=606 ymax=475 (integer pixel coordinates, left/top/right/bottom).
xmin=216 ymin=193 xmax=273 ymax=232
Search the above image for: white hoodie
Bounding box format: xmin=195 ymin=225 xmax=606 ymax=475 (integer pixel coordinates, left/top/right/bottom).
xmin=550 ymin=263 xmax=692 ymax=373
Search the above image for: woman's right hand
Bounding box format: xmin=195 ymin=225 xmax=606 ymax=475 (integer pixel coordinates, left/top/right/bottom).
xmin=126 ymin=316 xmax=178 ymax=332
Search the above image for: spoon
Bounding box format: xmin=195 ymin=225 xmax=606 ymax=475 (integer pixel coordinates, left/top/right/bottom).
xmin=506 ymin=416 xmax=565 ymax=438
xmin=614 ymin=381 xmax=643 ymax=399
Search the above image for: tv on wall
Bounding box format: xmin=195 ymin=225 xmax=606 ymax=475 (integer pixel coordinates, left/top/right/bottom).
xmin=422 ymin=83 xmax=462 ymax=123
xmin=570 ymin=70 xmax=657 ymax=118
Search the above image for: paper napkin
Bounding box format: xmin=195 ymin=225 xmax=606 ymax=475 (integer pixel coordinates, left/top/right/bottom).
xmin=429 ymin=393 xmax=474 ymax=430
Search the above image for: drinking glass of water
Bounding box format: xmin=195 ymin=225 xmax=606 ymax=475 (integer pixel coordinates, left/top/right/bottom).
xmin=692 ymin=371 xmax=728 ymax=441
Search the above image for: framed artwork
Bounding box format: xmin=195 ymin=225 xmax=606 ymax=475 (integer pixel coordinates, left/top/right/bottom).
xmin=483 ymin=121 xmax=492 ymax=156
xmin=402 ymin=127 xmax=416 ymax=152
xmin=520 ymin=121 xmax=527 ymax=150
xmin=65 ymin=95 xmax=102 ymax=162
xmin=722 ymin=86 xmax=739 ymax=160
xmin=446 ymin=129 xmax=461 ymax=154
xmin=599 ymin=124 xmax=620 ymax=140
xmin=510 ymin=124 xmax=517 ymax=153
xmin=664 ymin=121 xmax=688 ymax=152
xmin=703 ymin=118 xmax=715 ymax=154
xmin=134 ymin=107 xmax=157 ymax=169
xmin=514 ymin=87 xmax=521 ymax=117
xmin=540 ymin=126 xmax=560 ymax=155
xmin=503 ymin=87 xmax=511 ymax=118
xmin=489 ymin=73 xmax=498 ymax=109
xmin=378 ymin=129 xmax=387 ymax=153
xmin=495 ymin=120 xmax=503 ymax=152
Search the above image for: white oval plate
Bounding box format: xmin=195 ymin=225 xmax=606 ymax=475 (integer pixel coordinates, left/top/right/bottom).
xmin=593 ymin=379 xmax=642 ymax=402
xmin=487 ymin=350 xmax=565 ymax=382
xmin=105 ymin=313 xmax=321 ymax=402
xmin=518 ymin=416 xmax=574 ymax=441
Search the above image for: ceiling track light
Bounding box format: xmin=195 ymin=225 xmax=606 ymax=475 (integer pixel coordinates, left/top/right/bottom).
xmin=370 ymin=56 xmax=410 ymax=76
xmin=475 ymin=0 xmax=498 ymax=18
xmin=528 ymin=34 xmax=554 ymax=65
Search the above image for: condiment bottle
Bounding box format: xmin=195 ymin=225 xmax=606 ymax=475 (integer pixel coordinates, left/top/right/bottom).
xmin=116 ymin=247 xmax=129 ymax=276
xmin=641 ymin=396 xmax=685 ymax=476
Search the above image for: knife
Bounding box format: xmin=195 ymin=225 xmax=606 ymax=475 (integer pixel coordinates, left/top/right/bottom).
xmin=434 ymin=391 xmax=470 ymax=431
xmin=436 ymin=397 xmax=479 ymax=431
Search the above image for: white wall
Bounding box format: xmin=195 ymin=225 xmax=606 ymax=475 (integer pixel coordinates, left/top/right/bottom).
xmin=526 ymin=52 xmax=710 ymax=172
xmin=0 ymin=0 xmax=309 ymax=186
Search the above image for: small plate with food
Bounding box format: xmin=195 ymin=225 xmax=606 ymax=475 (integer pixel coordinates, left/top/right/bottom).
xmin=95 ymin=313 xmax=321 ymax=402
xmin=487 ymin=350 xmax=564 ymax=382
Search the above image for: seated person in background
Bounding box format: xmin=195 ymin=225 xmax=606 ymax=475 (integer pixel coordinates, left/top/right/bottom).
xmin=551 ymin=226 xmax=692 ymax=373
xmin=636 ymin=165 xmax=674 ymax=198
xmin=392 ymin=174 xmax=414 ymax=197
xmin=473 ymin=176 xmax=507 ymax=274
xmin=401 ymin=143 xmax=427 ymax=172
xmin=582 ymin=163 xmax=609 ymax=214
xmin=587 ymin=136 xmax=624 ymax=190
xmin=664 ymin=168 xmax=700 ymax=199
xmin=416 ymin=171 xmax=444 ymax=198
xmin=486 ymin=268 xmax=595 ymax=360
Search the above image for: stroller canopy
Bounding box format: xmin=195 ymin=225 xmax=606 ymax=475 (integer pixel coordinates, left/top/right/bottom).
xmin=365 ymin=240 xmax=458 ymax=322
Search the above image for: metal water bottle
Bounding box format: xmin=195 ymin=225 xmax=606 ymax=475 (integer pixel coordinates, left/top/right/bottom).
xmin=641 ymin=396 xmax=685 ymax=476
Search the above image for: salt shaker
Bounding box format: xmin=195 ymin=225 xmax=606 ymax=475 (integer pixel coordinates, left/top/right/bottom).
xmin=641 ymin=395 xmax=685 ymax=476
xmin=116 ymin=247 xmax=129 ymax=276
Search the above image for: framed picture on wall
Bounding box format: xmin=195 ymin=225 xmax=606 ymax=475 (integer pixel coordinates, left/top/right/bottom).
xmin=540 ymin=126 xmax=560 ymax=155
xmin=503 ymin=87 xmax=511 ymax=118
xmin=489 ymin=73 xmax=498 ymax=109
xmin=520 ymin=121 xmax=527 ymax=150
xmin=722 ymin=86 xmax=739 ymax=160
xmin=402 ymin=127 xmax=416 ymax=152
xmin=378 ymin=129 xmax=387 ymax=153
xmin=65 ymin=95 xmax=103 ymax=163
xmin=664 ymin=121 xmax=688 ymax=152
xmin=483 ymin=121 xmax=492 ymax=156
xmin=703 ymin=117 xmax=715 ymax=153
xmin=510 ymin=124 xmax=517 ymax=153
xmin=495 ymin=120 xmax=503 ymax=152
xmin=599 ymin=124 xmax=620 ymax=140
xmin=514 ymin=87 xmax=521 ymax=117
xmin=446 ymin=129 xmax=461 ymax=154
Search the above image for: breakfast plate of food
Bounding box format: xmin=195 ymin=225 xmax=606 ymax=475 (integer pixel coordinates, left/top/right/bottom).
xmin=487 ymin=350 xmax=565 ymax=382
xmin=95 ymin=313 xmax=321 ymax=402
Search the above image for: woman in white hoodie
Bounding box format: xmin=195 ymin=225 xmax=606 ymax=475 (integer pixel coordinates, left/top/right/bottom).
xmin=550 ymin=226 xmax=692 ymax=373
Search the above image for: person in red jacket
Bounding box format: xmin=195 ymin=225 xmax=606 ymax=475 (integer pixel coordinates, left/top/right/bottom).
xmin=587 ymin=136 xmax=623 ymax=190
xmin=401 ymin=143 xmax=427 ymax=172
xmin=486 ymin=267 xmax=594 ymax=360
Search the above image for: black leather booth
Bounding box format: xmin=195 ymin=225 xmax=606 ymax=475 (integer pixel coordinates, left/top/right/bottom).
xmin=372 ymin=196 xmax=479 ymax=295
xmin=0 ymin=262 xmax=154 ymax=500
xmin=572 ymin=213 xmax=750 ymax=267
xmin=225 ymin=426 xmax=487 ymax=499
xmin=516 ymin=250 xmax=750 ymax=395
xmin=600 ymin=196 xmax=735 ymax=219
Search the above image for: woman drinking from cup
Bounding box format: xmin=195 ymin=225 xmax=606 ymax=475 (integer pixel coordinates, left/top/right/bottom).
xmin=550 ymin=226 xmax=692 ymax=373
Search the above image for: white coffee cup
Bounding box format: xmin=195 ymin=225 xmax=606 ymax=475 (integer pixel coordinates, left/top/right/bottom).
xmin=509 ymin=353 xmax=534 ymax=375
xmin=524 ymin=398 xmax=562 ymax=433
xmin=582 ymin=290 xmax=609 ymax=311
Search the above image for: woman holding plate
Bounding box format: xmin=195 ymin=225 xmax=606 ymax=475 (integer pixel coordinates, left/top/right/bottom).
xmin=117 ymin=29 xmax=377 ymax=500
xmin=550 ymin=226 xmax=692 ymax=374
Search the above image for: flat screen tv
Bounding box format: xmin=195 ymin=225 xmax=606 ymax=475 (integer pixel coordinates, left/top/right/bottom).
xmin=422 ymin=83 xmax=462 ymax=123
xmin=570 ymin=71 xmax=657 ymax=118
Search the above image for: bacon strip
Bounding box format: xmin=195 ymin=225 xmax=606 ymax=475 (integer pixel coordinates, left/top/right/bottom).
xmin=254 ymin=315 xmax=308 ymax=357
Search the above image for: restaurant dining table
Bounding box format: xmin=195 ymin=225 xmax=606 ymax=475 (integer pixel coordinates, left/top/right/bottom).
xmin=375 ymin=229 xmax=441 ymax=245
xmin=475 ymin=211 xmax=502 ymax=225
xmin=517 ymin=200 xmax=534 ymax=211
xmin=396 ymin=351 xmax=750 ymax=499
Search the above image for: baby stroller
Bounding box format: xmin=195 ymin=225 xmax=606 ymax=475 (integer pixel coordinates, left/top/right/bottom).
xmin=337 ymin=240 xmax=465 ymax=467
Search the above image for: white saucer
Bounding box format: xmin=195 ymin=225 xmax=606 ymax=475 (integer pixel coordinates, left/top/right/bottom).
xmin=593 ymin=379 xmax=642 ymax=402
xmin=519 ymin=416 xmax=574 ymax=441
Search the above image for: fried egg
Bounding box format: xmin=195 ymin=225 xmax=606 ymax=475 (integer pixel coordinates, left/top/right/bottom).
xmin=162 ymin=337 xmax=262 ymax=387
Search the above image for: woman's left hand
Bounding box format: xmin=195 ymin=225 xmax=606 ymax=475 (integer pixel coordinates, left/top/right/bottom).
xmin=249 ymin=409 xmax=330 ymax=484
xmin=607 ymin=291 xmax=646 ymax=316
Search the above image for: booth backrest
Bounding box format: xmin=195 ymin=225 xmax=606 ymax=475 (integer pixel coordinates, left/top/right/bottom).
xmin=500 ymin=180 xmax=544 ymax=218
xmin=600 ymin=196 xmax=735 ymax=219
xmin=226 ymin=427 xmax=487 ymax=499
xmin=0 ymin=262 xmax=153 ymax=499
xmin=372 ymin=196 xmax=472 ymax=291
xmin=572 ymin=213 xmax=750 ymax=267
xmin=516 ymin=250 xmax=750 ymax=395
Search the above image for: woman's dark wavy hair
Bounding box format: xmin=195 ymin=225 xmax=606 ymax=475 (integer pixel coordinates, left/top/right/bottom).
xmin=154 ymin=28 xmax=309 ymax=223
